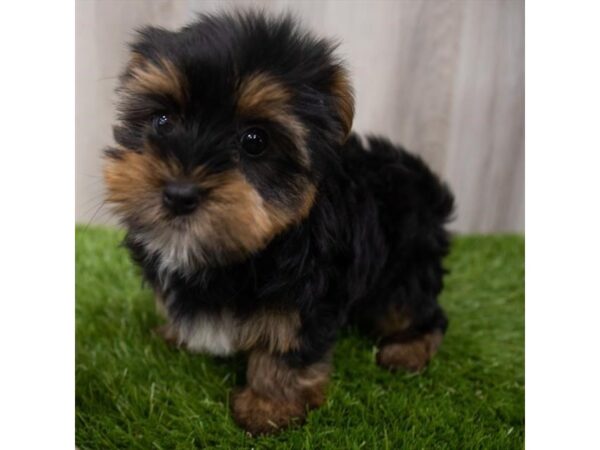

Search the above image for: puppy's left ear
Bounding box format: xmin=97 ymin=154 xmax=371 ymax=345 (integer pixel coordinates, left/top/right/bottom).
xmin=330 ymin=66 xmax=355 ymax=142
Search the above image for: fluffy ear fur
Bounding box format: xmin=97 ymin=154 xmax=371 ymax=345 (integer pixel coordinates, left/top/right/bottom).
xmin=330 ymin=66 xmax=355 ymax=141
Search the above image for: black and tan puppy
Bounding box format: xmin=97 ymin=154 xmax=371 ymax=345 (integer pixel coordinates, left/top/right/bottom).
xmin=104 ymin=11 xmax=454 ymax=435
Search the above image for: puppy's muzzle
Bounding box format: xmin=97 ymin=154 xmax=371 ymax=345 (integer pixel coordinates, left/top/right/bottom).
xmin=162 ymin=181 xmax=202 ymax=216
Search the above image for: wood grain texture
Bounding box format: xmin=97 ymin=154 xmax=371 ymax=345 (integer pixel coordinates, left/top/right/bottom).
xmin=445 ymin=0 xmax=524 ymax=232
xmin=75 ymin=0 xmax=524 ymax=232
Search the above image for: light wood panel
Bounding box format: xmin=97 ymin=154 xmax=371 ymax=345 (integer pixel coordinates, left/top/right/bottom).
xmin=75 ymin=0 xmax=524 ymax=233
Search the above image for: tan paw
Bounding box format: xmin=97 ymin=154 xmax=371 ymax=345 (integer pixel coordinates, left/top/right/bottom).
xmin=376 ymin=331 xmax=443 ymax=372
xmin=230 ymin=387 xmax=306 ymax=435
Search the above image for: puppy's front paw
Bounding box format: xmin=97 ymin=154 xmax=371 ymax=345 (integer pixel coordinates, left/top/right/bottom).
xmin=230 ymin=387 xmax=305 ymax=435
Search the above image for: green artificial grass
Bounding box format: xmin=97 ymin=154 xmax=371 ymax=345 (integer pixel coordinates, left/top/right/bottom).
xmin=76 ymin=226 xmax=524 ymax=449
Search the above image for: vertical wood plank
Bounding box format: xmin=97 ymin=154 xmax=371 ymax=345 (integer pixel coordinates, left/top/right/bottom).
xmin=445 ymin=0 xmax=524 ymax=232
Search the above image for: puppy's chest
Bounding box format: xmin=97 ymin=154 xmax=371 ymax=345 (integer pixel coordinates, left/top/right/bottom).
xmin=165 ymin=306 xmax=301 ymax=356
xmin=181 ymin=312 xmax=238 ymax=356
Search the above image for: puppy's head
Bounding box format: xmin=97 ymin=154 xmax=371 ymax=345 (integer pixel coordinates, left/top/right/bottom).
xmin=104 ymin=12 xmax=354 ymax=272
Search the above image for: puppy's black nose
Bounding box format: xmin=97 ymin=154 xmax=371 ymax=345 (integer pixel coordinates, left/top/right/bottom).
xmin=163 ymin=182 xmax=201 ymax=216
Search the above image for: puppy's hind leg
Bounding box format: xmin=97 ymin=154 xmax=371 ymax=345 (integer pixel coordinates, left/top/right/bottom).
xmin=374 ymin=303 xmax=448 ymax=373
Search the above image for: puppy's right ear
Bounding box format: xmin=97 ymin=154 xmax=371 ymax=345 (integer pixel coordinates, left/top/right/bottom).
xmin=329 ymin=66 xmax=355 ymax=143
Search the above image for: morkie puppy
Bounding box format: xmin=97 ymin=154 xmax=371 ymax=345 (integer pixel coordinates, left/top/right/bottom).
xmin=104 ymin=11 xmax=454 ymax=435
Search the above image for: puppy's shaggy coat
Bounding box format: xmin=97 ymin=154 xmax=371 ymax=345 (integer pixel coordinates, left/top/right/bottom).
xmin=104 ymin=11 xmax=454 ymax=435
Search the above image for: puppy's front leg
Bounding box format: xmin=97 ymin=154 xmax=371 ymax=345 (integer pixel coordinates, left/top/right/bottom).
xmin=231 ymin=349 xmax=331 ymax=435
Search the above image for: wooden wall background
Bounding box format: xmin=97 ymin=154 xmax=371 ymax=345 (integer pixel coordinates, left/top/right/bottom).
xmin=76 ymin=0 xmax=524 ymax=233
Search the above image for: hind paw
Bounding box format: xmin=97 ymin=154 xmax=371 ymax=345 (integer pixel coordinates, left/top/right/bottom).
xmin=376 ymin=331 xmax=443 ymax=372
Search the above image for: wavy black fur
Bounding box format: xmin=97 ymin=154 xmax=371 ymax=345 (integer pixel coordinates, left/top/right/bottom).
xmin=127 ymin=133 xmax=453 ymax=368
xmin=113 ymin=11 xmax=454 ymax=376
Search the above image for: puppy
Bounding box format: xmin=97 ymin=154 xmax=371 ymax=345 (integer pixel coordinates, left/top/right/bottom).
xmin=104 ymin=11 xmax=454 ymax=435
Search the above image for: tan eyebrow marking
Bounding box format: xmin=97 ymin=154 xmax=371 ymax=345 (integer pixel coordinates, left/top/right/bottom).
xmin=123 ymin=53 xmax=187 ymax=106
xmin=237 ymin=72 xmax=309 ymax=167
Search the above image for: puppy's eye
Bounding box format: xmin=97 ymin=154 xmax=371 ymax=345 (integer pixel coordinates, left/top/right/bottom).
xmin=152 ymin=114 xmax=174 ymax=135
xmin=240 ymin=128 xmax=268 ymax=156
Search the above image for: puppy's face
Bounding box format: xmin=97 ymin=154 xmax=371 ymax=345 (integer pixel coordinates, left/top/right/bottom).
xmin=104 ymin=14 xmax=353 ymax=272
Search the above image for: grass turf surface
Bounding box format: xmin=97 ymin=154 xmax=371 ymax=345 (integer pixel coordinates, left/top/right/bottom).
xmin=76 ymin=226 xmax=524 ymax=449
